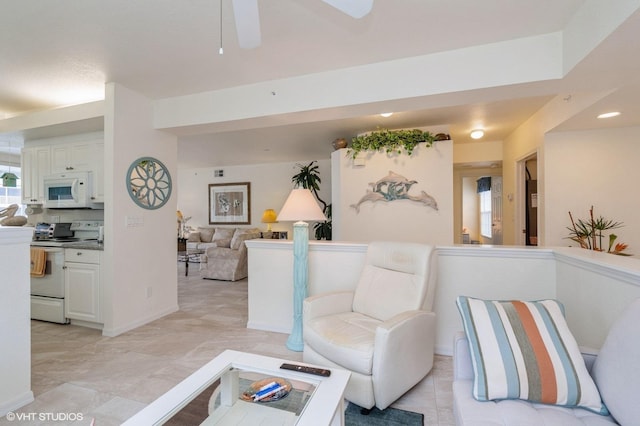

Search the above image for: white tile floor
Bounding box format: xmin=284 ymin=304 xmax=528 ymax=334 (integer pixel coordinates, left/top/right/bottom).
xmin=3 ymin=265 xmax=453 ymax=425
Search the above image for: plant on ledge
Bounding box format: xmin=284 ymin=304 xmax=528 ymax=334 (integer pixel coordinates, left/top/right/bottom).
xmin=567 ymin=206 xmax=631 ymax=255
xmin=291 ymin=161 xmax=332 ymax=240
xmin=347 ymin=128 xmax=436 ymax=159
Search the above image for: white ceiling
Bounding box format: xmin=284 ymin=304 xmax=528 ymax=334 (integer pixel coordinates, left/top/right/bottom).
xmin=1 ymin=1 xmax=640 ymax=167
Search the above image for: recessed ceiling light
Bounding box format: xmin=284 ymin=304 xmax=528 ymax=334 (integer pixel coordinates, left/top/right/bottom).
xmin=470 ymin=129 xmax=484 ymax=139
xmin=380 ymin=112 xmax=393 ymax=117
xmin=597 ymin=111 xmax=621 ymax=119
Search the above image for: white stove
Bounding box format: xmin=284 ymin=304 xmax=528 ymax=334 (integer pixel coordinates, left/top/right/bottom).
xmin=31 ymin=220 xmax=103 ymax=247
xmin=30 ymin=220 xmax=103 ymax=323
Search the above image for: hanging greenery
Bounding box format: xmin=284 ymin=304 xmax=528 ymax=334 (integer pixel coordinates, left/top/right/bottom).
xmin=347 ymin=128 xmax=436 ymax=159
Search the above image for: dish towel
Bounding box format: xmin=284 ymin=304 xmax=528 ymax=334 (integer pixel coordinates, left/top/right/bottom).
xmin=30 ymin=248 xmax=47 ymax=277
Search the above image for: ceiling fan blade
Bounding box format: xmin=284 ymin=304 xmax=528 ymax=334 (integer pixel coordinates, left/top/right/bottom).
xmin=231 ymin=0 xmax=261 ymax=49
xmin=322 ymin=0 xmax=373 ymax=19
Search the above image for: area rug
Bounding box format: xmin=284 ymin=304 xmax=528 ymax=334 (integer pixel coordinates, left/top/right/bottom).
xmin=345 ymin=403 xmax=424 ymax=426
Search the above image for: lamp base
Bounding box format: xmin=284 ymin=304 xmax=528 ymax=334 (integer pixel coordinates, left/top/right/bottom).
xmin=286 ymin=221 xmax=309 ymax=353
xmin=286 ymin=323 xmax=304 ymax=352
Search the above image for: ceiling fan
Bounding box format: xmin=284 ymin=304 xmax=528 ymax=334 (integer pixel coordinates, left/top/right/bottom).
xmin=230 ymin=0 xmax=374 ymax=49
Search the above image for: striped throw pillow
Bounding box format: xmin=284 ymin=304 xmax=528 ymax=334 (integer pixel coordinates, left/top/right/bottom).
xmin=456 ymin=296 xmax=606 ymax=413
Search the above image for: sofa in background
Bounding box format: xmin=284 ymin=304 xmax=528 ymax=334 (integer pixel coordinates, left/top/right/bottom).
xmin=452 ymin=297 xmax=640 ymax=426
xmin=186 ymin=227 xmax=261 ymax=281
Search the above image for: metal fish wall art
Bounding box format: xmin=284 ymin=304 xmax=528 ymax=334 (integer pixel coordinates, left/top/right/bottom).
xmin=350 ymin=171 xmax=438 ymax=213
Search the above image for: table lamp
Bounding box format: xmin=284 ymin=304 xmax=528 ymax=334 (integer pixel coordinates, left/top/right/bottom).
xmin=261 ymin=208 xmax=278 ymax=232
xmin=277 ymin=188 xmax=327 ymax=351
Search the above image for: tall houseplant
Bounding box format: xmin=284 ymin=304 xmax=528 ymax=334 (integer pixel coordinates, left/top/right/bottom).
xmin=291 ymin=161 xmax=332 ymax=240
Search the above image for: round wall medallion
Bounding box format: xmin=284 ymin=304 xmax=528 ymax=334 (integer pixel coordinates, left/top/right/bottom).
xmin=126 ymin=157 xmax=172 ymax=210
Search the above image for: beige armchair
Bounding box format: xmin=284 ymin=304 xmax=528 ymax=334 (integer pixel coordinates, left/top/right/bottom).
xmin=200 ymin=228 xmax=261 ymax=281
xmin=303 ymin=241 xmax=437 ymax=411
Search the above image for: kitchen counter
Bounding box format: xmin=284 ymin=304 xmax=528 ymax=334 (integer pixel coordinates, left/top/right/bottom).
xmin=61 ymin=240 xmax=104 ymax=250
xmin=30 ymin=240 xmax=104 ymax=250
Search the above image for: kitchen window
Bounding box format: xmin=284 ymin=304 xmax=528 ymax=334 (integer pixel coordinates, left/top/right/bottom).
xmin=0 ymin=165 xmax=23 ymax=214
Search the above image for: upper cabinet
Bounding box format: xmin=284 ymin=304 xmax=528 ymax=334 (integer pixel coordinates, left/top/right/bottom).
xmin=50 ymin=141 xmax=94 ymax=173
xmin=21 ymin=145 xmax=51 ymax=204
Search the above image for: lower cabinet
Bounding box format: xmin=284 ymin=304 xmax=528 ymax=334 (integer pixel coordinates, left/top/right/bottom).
xmin=64 ymin=249 xmax=101 ymax=324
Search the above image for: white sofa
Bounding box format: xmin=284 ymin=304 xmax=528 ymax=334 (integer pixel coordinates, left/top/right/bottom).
xmin=452 ymin=298 xmax=640 ymax=426
xmin=186 ymin=227 xmax=262 ymax=281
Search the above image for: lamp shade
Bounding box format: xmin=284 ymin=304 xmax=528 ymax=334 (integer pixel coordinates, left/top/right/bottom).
xmin=277 ymin=189 xmax=326 ymax=222
xmin=261 ymin=208 xmax=278 ymax=223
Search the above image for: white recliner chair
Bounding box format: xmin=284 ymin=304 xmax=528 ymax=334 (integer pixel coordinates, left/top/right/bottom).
xmin=303 ymin=241 xmax=437 ymax=410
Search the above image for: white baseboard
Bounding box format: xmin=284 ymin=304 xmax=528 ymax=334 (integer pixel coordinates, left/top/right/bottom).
xmin=102 ymin=304 xmax=179 ymax=337
xmin=246 ymin=321 xmax=289 ymax=334
xmin=0 ymin=391 xmax=34 ymax=417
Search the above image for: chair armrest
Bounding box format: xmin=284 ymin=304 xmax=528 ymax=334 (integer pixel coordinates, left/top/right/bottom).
xmin=303 ymin=291 xmax=354 ymax=323
xmin=372 ymin=310 xmax=436 ymax=409
xmin=453 ymin=331 xmax=474 ymax=381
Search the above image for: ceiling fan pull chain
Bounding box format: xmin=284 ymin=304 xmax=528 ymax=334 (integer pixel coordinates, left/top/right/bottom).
xmin=219 ymin=0 xmax=224 ymax=54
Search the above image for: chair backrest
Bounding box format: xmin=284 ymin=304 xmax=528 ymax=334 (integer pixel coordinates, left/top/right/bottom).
xmin=352 ymin=241 xmax=436 ymax=321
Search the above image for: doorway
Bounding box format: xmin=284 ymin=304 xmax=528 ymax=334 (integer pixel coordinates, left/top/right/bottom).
xmin=455 ymin=164 xmax=503 ymax=245
xmin=517 ymin=153 xmax=538 ymax=246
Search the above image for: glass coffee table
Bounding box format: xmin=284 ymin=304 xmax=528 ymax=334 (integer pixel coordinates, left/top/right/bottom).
xmin=177 ymin=248 xmax=204 ymax=276
xmin=122 ymin=350 xmax=350 ymax=426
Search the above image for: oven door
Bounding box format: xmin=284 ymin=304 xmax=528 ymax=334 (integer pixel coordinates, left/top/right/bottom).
xmin=30 ymin=247 xmax=65 ymax=298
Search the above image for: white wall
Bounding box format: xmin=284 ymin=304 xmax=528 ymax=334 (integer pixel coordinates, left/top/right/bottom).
xmin=332 ymin=140 xmax=453 ymax=244
xmin=501 ymin=91 xmax=615 ymax=246
xmin=247 ymin=241 xmax=640 ymax=356
xmin=544 ymin=127 xmax=640 ymax=256
xmin=177 ymin=159 xmax=331 ymax=239
xmin=102 ymin=83 xmax=179 ymax=336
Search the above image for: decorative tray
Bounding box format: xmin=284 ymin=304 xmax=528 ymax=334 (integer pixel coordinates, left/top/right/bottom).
xmin=240 ymin=377 xmax=292 ymax=403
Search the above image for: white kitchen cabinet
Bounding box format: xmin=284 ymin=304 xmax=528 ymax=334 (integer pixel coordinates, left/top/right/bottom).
xmin=91 ymin=142 xmax=105 ymax=203
xmin=64 ymin=249 xmax=101 ymax=324
xmin=20 ymin=145 xmax=50 ymax=204
xmin=50 ymin=141 xmax=94 ymax=173
xmin=22 ymin=133 xmax=105 ymax=205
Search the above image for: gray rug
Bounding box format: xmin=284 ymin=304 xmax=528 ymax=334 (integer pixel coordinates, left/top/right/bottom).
xmin=345 ymin=403 xmax=424 ymax=426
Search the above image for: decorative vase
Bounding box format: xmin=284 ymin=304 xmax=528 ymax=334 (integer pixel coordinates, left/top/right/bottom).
xmin=332 ymin=138 xmax=348 ymax=150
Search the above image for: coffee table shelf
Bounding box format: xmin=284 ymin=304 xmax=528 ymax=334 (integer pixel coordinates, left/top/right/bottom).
xmin=122 ymin=350 xmax=350 ymax=426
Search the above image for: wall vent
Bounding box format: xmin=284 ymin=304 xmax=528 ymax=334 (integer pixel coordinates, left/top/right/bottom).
xmin=214 ymin=169 xmax=224 ymax=177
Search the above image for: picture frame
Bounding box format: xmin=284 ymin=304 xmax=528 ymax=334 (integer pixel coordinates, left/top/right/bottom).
xmin=208 ymin=182 xmax=251 ymax=224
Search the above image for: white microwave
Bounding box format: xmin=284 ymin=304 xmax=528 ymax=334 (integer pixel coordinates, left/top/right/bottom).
xmin=43 ymin=171 xmax=100 ymax=209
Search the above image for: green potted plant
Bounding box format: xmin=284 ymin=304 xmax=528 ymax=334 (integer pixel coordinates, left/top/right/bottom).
xmin=567 ymin=206 xmax=630 ymax=255
xmin=291 ymin=161 xmax=332 ymax=240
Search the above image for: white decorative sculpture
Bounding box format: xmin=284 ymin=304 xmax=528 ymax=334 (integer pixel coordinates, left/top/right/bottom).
xmin=0 ymin=204 xmax=28 ymax=226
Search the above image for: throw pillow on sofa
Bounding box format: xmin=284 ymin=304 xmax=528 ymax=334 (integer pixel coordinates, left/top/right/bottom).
xmin=213 ymin=228 xmax=235 ymax=247
xmin=198 ymin=227 xmax=215 ymax=243
xmin=230 ymin=228 xmax=261 ymax=249
xmin=456 ymin=296 xmax=606 ymax=414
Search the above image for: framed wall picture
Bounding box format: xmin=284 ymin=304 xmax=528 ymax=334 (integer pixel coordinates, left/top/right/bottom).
xmin=209 ymin=182 xmax=251 ymax=224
